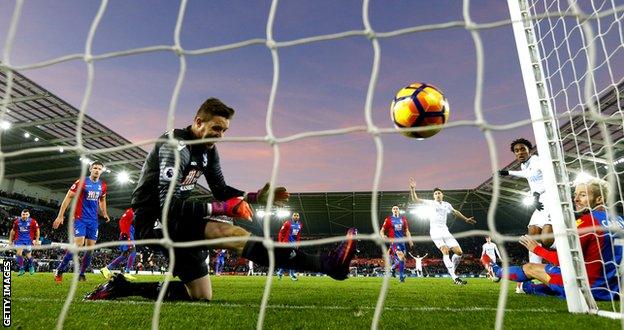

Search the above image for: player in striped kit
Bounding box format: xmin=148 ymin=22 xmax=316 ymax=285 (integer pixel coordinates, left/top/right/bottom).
xmin=484 ymin=178 xmax=622 ymax=300
xmin=409 ymin=177 xmax=476 ymax=285
xmin=53 ymin=161 xmax=110 ymax=282
xmin=277 ymin=212 xmax=303 ymax=281
xmin=9 ymin=209 xmax=40 ymax=276
xmin=380 ymin=206 xmax=413 ymax=282
xmin=480 ymin=236 xmax=501 ymax=281
xmin=215 ymin=249 xmax=226 ymax=275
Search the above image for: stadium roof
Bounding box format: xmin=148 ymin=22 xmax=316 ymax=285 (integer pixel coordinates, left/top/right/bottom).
xmin=0 ymin=68 xmax=211 ymax=209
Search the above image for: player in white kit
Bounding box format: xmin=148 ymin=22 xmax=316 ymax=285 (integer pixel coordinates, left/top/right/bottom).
xmin=409 ymin=178 xmax=476 ymax=285
xmin=480 ymin=236 xmax=501 ymax=281
xmin=408 ymin=252 xmax=428 ymax=277
xmin=499 ymin=138 xmax=554 ymax=292
xmin=247 ymin=260 xmax=254 ymax=276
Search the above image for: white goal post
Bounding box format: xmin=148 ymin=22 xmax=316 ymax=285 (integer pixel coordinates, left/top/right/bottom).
xmin=508 ymin=0 xmax=623 ymax=318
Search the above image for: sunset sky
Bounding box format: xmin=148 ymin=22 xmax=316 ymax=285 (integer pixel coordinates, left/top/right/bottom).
xmin=1 ymin=1 xmax=556 ymax=193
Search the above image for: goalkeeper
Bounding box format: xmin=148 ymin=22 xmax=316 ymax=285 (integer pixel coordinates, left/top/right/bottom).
xmin=86 ymin=98 xmax=357 ymax=301
xmin=483 ymin=178 xmax=622 ymax=300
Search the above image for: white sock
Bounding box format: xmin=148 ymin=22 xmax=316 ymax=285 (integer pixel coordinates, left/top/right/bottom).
xmin=529 ymin=251 xmax=543 ymax=264
xmin=452 ymin=254 xmax=461 ymax=268
xmin=443 ymin=254 xmax=457 ymax=279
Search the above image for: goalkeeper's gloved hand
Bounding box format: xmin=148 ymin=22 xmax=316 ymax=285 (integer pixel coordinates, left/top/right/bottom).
xmin=498 ymin=170 xmax=509 ymax=176
xmin=246 ymin=182 xmax=290 ymax=206
xmin=210 ymin=197 xmax=253 ymax=220
xmin=533 ymin=192 xmax=544 ymax=211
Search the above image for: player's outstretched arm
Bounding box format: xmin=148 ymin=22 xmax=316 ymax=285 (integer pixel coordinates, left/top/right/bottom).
xmin=408 ymin=177 xmax=421 ymax=203
xmin=423 ymin=253 xmax=428 ymax=258
xmin=452 ymin=209 xmax=476 ymax=225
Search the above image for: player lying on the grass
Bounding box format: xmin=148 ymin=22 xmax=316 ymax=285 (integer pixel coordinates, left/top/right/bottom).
xmin=480 ymin=236 xmax=501 ymax=282
xmin=409 ymin=178 xmax=476 ymax=285
xmin=9 ymin=209 xmax=40 ymax=276
xmin=483 ymin=178 xmax=622 ymax=300
xmin=53 ymin=161 xmax=110 ymax=283
xmin=85 ymin=98 xmax=357 ymax=301
xmin=277 ymin=212 xmax=303 ymax=281
xmin=100 ymin=208 xmax=136 ymax=280
xmin=380 ymin=206 xmax=413 ymax=282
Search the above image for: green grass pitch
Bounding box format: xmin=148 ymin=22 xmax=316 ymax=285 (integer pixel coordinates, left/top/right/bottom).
xmin=9 ymin=273 xmax=620 ymax=329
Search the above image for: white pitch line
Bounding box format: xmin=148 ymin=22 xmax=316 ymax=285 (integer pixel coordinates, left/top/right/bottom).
xmin=12 ymin=297 xmax=558 ymax=313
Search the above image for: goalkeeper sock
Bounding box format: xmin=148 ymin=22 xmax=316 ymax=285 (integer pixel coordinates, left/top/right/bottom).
xmin=442 ymin=254 xmax=457 ymax=279
xmin=493 ymin=264 xmax=529 ymax=282
xmin=128 ymin=281 xmax=194 ymax=301
xmin=242 ymin=241 xmax=322 ymax=273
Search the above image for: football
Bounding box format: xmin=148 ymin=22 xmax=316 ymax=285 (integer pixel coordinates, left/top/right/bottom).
xmin=390 ymin=83 xmax=450 ymax=139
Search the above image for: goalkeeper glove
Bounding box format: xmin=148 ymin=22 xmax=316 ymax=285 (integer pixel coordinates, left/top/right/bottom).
xmin=210 ymin=197 xmax=253 ymax=220
xmin=533 ymin=192 xmax=544 ymax=211
xmin=246 ymin=182 xmax=290 ymax=206
xmin=498 ymin=170 xmax=509 ymax=176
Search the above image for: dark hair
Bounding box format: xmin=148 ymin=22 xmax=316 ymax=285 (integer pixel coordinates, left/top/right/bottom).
xmin=21 ymin=208 xmax=30 ymax=213
xmin=91 ymin=160 xmax=104 ymax=168
xmin=510 ymin=138 xmax=533 ymax=152
xmin=433 ymin=188 xmax=442 ymax=193
xmin=196 ymin=98 xmax=235 ymax=121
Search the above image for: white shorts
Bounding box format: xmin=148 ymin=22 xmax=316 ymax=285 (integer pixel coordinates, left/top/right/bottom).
xmin=528 ymin=209 xmax=551 ymax=228
xmin=430 ymin=228 xmax=459 ymax=249
xmin=416 ymin=265 xmax=423 ymax=271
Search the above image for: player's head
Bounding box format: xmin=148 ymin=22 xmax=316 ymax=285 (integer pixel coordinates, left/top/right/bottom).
xmin=21 ymin=209 xmax=30 ymax=220
xmin=89 ymin=161 xmax=105 ymax=179
xmin=433 ymin=188 xmax=443 ymax=201
xmin=292 ymin=212 xmax=300 ymax=221
xmin=510 ymin=138 xmax=533 ymax=163
xmin=391 ymin=205 xmax=400 ymax=216
xmin=192 ymin=98 xmax=235 ymax=148
xmin=485 ymin=236 xmax=491 ymax=243
xmin=574 ymin=178 xmax=609 ymax=211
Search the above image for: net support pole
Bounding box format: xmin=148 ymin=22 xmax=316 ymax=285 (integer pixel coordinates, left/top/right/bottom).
xmin=507 ymin=0 xmax=597 ymax=314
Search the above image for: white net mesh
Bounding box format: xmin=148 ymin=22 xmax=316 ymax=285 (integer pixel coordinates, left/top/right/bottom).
xmin=0 ymin=0 xmax=623 ymax=329
xmin=525 ymin=0 xmax=624 ymax=318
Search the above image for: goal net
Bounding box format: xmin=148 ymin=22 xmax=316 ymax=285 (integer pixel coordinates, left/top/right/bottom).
xmin=0 ymin=0 xmax=622 ymax=329
xmin=508 ymin=0 xmax=624 ymax=320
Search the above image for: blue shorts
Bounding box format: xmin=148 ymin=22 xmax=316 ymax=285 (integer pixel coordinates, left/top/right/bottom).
xmin=15 ymin=241 xmax=32 ymax=253
xmin=522 ymin=264 xmax=565 ymax=298
xmin=74 ymin=220 xmax=98 ymax=240
xmin=391 ymin=243 xmax=406 ymax=254
xmin=119 ymin=231 xmax=135 ymax=252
